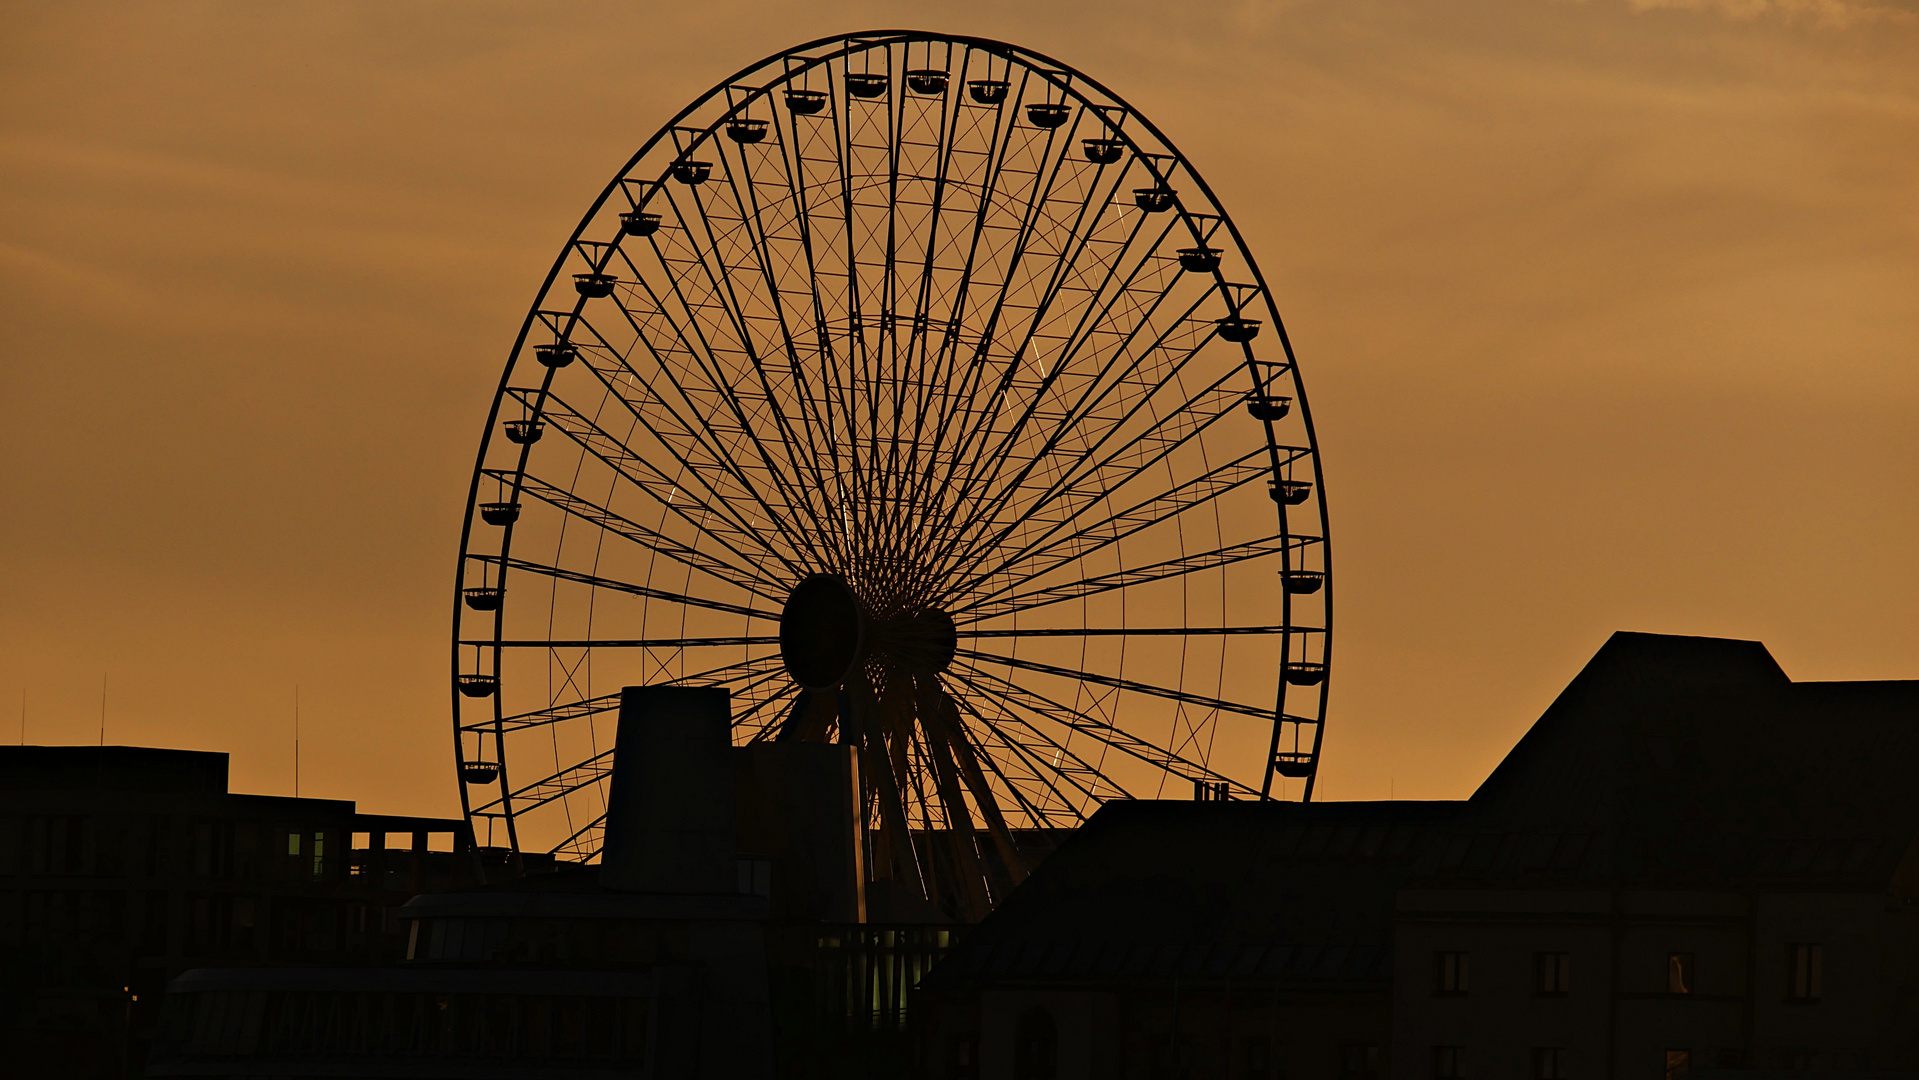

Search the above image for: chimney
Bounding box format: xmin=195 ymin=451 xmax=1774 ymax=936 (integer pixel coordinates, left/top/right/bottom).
xmin=598 ymin=686 xmax=737 ymax=894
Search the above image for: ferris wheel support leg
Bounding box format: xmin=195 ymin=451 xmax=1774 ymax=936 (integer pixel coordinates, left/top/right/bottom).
xmin=843 ymin=674 xmax=929 ymax=902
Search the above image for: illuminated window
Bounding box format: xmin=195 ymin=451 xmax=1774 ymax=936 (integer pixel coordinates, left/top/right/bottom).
xmin=1787 ymin=944 xmax=1822 ymax=1001
xmin=286 ymin=832 xmax=301 ymax=856
xmin=1435 ymin=951 xmax=1469 ymax=995
xmin=311 ymin=833 xmax=325 ymax=878
xmin=1667 ymin=953 xmax=1694 ymax=995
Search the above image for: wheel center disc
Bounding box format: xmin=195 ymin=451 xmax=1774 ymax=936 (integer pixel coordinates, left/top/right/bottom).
xmin=779 ymin=574 xmax=866 ymax=690
xmin=779 ymin=575 xmax=958 ymax=689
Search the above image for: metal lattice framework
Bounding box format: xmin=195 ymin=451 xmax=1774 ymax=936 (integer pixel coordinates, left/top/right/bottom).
xmin=450 ymin=31 xmax=1333 ymax=918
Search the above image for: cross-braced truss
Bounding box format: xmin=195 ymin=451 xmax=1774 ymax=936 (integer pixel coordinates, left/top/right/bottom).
xmin=451 ymin=32 xmax=1333 ymax=920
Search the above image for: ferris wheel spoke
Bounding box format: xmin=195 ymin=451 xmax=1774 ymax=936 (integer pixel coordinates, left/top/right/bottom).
xmin=509 ymin=390 xmax=810 ymax=577
xmin=469 ymin=556 xmax=776 ymax=622
xmin=953 ymin=532 xmax=1310 ymax=623
xmin=549 ymin=813 xmax=609 ymax=861
xmin=595 ymin=242 xmax=843 ymax=570
xmin=769 ymin=98 xmax=865 ymax=531
xmin=883 ymin=55 xmax=1017 ymax=561
xmin=462 ymin=636 xmax=779 ymax=649
xmin=663 ymin=652 xmax=792 ymax=690
xmin=940 ymin=678 xmax=1104 ymax=825
xmin=731 ymin=681 xmax=802 ymax=741
xmin=953 ymin=446 xmax=1274 ymax=600
xmin=921 ymin=266 xmax=1218 ymax=582
xmin=660 ymin=157 xmax=853 ymax=556
xmin=605 ymin=269 xmax=844 ymax=571
xmin=471 ymin=690 xmax=621 ymax=736
xmin=947 ymin=658 xmax=1256 ymax=796
xmin=558 ymin=311 xmax=837 ymax=571
xmin=936 ymin=363 xmax=1258 ymax=592
xmin=895 ymin=163 xmax=1150 ymax=558
xmin=955 ymin=647 xmax=1270 ymax=723
xmin=899 ymin=64 xmax=1029 ymax=493
xmin=920 ymin=149 xmax=1175 ymax=491
xmin=493 ymin=470 xmax=789 ymax=605
xmin=908 ymin=89 xmax=1090 ymax=526
xmin=470 ymin=748 xmax=615 ymax=817
xmin=936 ymin=276 xmax=1218 ymax=544
xmin=960 ymin=624 xmax=1306 ymax=639
xmin=718 ymin=122 xmax=851 ymax=536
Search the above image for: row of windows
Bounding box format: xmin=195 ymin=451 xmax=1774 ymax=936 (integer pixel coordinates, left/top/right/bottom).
xmin=1434 ymin=1046 xmax=1680 ymax=1080
xmin=966 ymin=1021 xmax=1378 ymax=1080
xmin=157 ymin=989 xmax=650 ymax=1062
xmin=0 ymin=889 xmax=387 ymax=955
xmin=1432 ymin=945 xmax=1824 ymax=1000
xmin=0 ymin=816 xmax=342 ymax=880
xmin=1 ymin=818 xmax=463 ymax=882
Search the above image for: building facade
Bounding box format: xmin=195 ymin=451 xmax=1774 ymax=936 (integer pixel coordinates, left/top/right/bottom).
xmin=918 ymin=633 xmax=1919 ymax=1080
xmin=0 ymin=745 xmax=476 ymax=1078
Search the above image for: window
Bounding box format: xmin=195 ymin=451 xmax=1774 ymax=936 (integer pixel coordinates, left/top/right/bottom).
xmin=1536 ymin=952 xmax=1571 ymax=994
xmin=1667 ymin=953 xmax=1694 ymax=995
xmin=1664 ymin=1050 xmax=1691 ymax=1080
xmin=311 ymin=832 xmax=325 ymax=878
xmin=953 ymin=1034 xmax=979 ymax=1080
xmin=1434 ymin=1045 xmax=1467 ymax=1079
xmin=1533 ymin=1048 xmax=1565 ymax=1080
xmin=1014 ymin=1008 xmax=1056 ymax=1080
xmin=1787 ymin=944 xmax=1822 ymax=1001
xmin=1245 ymin=1036 xmax=1276 ymax=1080
xmin=287 ymin=831 xmax=301 ymax=856
xmin=1340 ymin=1043 xmax=1380 ymax=1080
xmin=1435 ymin=951 xmax=1470 ymax=995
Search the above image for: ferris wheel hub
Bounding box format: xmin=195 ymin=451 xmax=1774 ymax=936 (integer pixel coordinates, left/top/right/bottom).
xmin=779 ymin=575 xmax=866 ymax=690
xmin=779 ymin=575 xmax=959 ymax=689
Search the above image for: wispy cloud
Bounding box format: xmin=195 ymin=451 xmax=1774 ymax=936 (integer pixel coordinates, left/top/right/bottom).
xmin=1622 ymin=0 xmax=1918 ymax=28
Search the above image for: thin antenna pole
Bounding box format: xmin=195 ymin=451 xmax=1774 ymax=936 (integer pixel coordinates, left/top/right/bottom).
xmin=294 ymin=685 xmax=301 ymax=799
xmin=99 ymin=674 xmax=107 ymax=747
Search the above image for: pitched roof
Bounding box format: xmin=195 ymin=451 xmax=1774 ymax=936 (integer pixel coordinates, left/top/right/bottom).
xmin=1414 ymin=632 xmax=1919 ymax=888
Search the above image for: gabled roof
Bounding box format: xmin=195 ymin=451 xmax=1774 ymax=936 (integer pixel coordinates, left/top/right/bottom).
xmin=1413 ymin=631 xmax=1919 ymax=888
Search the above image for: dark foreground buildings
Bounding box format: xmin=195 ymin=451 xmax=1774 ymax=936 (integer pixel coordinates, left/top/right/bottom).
xmin=918 ymin=633 xmax=1919 ymax=1079
xmin=0 ymin=745 xmax=476 ymax=1078
xmin=138 ymin=686 xmax=969 ymax=1079
xmin=14 ymin=630 xmax=1915 ymax=1079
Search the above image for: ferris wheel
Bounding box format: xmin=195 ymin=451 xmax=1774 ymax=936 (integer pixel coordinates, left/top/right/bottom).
xmin=450 ymin=31 xmax=1333 ymax=917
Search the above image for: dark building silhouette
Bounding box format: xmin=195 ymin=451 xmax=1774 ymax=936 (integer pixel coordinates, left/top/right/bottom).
xmin=140 ymin=686 xmax=972 ymax=1079
xmin=0 ymin=745 xmax=476 ymax=1078
xmin=916 ymin=633 xmax=1919 ymax=1079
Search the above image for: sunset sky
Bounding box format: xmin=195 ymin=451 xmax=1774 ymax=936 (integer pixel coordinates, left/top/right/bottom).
xmin=2 ymin=0 xmax=1913 ymax=819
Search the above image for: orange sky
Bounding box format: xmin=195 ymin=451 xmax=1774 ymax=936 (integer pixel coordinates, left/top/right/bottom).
xmin=2 ymin=0 xmax=1913 ymax=819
